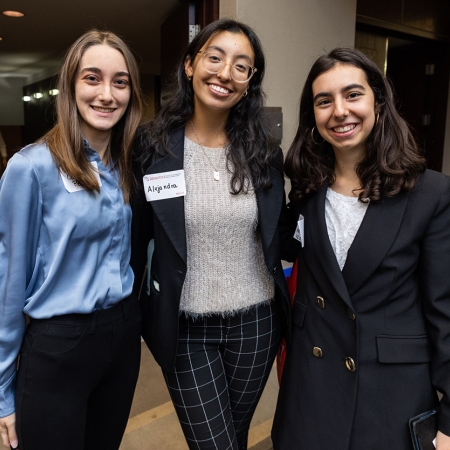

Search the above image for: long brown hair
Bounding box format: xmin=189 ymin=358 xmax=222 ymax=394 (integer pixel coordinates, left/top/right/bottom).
xmin=40 ymin=30 xmax=143 ymax=203
xmin=286 ymin=47 xmax=426 ymax=203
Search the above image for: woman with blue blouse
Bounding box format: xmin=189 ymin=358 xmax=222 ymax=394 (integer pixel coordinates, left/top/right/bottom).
xmin=0 ymin=30 xmax=142 ymax=450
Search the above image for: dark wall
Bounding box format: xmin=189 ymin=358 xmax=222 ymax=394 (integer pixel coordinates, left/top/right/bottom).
xmin=357 ymin=0 xmax=450 ymax=41
xmin=387 ymin=40 xmax=450 ymax=171
xmin=160 ymin=0 xmax=219 ymax=103
xmin=22 ymin=76 xmax=58 ymax=146
xmin=357 ymin=0 xmax=450 ymax=171
xmin=0 ymin=125 xmax=23 ymax=156
xmin=0 ymin=125 xmax=23 ymax=178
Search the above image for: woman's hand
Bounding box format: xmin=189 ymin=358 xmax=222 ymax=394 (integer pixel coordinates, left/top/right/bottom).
xmin=0 ymin=413 xmax=18 ymax=449
xmin=436 ymin=430 xmax=450 ymax=450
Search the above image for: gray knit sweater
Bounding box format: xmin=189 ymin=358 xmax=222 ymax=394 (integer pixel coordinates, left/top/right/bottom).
xmin=179 ymin=137 xmax=275 ymax=317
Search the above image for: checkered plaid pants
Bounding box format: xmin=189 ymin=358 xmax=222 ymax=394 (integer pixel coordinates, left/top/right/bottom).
xmin=164 ymin=301 xmax=280 ymax=450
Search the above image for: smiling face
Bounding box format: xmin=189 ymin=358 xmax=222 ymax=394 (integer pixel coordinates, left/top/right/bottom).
xmin=75 ymin=44 xmax=131 ymax=145
xmin=184 ymin=30 xmax=254 ymax=118
xmin=312 ymin=63 xmax=378 ymax=157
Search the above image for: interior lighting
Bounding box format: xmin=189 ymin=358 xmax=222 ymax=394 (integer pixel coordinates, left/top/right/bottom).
xmin=49 ymin=89 xmax=59 ymax=96
xmin=22 ymin=96 xmax=31 ymax=102
xmin=33 ymin=93 xmax=43 ymax=99
xmin=2 ymin=11 xmax=25 ymax=17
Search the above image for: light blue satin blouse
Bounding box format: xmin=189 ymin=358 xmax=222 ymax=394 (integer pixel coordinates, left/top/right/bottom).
xmin=0 ymin=142 xmax=134 ymax=417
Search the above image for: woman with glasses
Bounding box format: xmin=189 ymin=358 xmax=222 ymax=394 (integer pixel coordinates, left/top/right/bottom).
xmin=131 ymin=18 xmax=290 ymax=450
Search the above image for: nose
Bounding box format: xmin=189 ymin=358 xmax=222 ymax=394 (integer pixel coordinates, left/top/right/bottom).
xmin=217 ymin=62 xmax=232 ymax=81
xmin=99 ymin=83 xmax=113 ymax=103
xmin=333 ymin=98 xmax=348 ymax=119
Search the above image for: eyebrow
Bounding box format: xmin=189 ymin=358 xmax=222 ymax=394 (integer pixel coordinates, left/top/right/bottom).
xmin=313 ymin=83 xmax=366 ymax=102
xmin=205 ymin=45 xmax=253 ymax=64
xmin=79 ymin=67 xmax=130 ymax=77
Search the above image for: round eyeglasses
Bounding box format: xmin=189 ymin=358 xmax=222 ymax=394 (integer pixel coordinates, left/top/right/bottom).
xmin=198 ymin=50 xmax=257 ymax=83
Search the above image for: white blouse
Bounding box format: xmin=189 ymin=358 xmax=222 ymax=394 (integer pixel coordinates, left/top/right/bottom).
xmin=325 ymin=187 xmax=369 ymax=270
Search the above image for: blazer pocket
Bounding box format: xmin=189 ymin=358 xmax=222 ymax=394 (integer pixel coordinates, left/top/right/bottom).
xmin=293 ymin=300 xmax=307 ymax=328
xmin=376 ymin=335 xmax=432 ymax=363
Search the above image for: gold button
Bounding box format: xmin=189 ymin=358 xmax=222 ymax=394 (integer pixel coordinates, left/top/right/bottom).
xmin=313 ymin=347 xmax=323 ymax=358
xmin=345 ymin=357 xmax=356 ymax=371
xmin=347 ymin=307 xmax=356 ymax=320
xmin=316 ymin=296 xmax=325 ymax=309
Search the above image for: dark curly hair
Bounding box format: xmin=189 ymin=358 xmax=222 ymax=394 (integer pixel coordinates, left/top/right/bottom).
xmin=139 ymin=18 xmax=279 ymax=193
xmin=285 ymin=47 xmax=426 ymax=203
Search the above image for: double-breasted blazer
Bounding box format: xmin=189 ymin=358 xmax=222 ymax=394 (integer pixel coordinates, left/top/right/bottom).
xmin=272 ymin=170 xmax=450 ymax=449
xmin=131 ymin=126 xmax=291 ymax=372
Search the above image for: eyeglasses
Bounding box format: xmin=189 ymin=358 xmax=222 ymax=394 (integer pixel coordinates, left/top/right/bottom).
xmin=198 ymin=50 xmax=257 ymax=83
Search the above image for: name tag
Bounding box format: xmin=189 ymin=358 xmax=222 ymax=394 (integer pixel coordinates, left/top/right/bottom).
xmin=293 ymin=214 xmax=305 ymax=247
xmin=143 ymin=169 xmax=186 ymax=202
xmin=61 ymin=161 xmax=102 ymax=193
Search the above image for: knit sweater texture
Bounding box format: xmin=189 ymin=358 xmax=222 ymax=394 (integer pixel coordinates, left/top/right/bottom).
xmin=179 ymin=137 xmax=275 ymax=316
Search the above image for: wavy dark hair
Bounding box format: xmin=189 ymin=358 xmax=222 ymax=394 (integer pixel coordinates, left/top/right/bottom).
xmin=140 ymin=18 xmax=279 ymax=193
xmin=286 ymin=47 xmax=426 ymax=203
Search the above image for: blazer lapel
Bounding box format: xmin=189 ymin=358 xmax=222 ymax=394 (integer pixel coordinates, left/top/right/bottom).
xmin=144 ymin=127 xmax=187 ymax=264
xmin=342 ymin=191 xmax=409 ymax=296
xmin=256 ymin=166 xmax=284 ymax=255
xmin=305 ymin=182 xmax=352 ymax=307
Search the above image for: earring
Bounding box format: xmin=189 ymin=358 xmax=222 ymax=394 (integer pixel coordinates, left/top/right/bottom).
xmin=186 ymin=73 xmax=192 ymax=81
xmin=311 ymin=126 xmax=325 ymax=145
xmin=375 ymin=113 xmax=380 ymax=125
xmin=243 ymin=90 xmax=248 ymax=97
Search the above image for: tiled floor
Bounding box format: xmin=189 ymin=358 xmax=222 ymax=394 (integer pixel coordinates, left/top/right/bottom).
xmin=120 ymin=342 xmax=277 ymax=450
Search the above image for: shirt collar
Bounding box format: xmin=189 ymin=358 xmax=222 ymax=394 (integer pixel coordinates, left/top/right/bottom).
xmin=83 ymin=138 xmax=118 ymax=169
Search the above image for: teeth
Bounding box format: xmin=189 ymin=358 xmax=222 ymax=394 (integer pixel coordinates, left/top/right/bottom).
xmin=210 ymin=84 xmax=230 ymax=94
xmin=92 ymin=106 xmax=115 ymax=113
xmin=334 ymin=124 xmax=356 ymax=133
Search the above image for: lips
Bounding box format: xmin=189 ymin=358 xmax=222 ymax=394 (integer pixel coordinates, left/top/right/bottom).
xmin=91 ymin=106 xmax=115 ymax=113
xmin=332 ymin=124 xmax=357 ymax=133
xmin=208 ymin=83 xmax=231 ymax=94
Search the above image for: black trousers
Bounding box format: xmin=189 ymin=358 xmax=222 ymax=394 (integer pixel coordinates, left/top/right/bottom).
xmin=164 ymin=301 xmax=280 ymax=450
xmin=15 ymin=294 xmax=142 ymax=450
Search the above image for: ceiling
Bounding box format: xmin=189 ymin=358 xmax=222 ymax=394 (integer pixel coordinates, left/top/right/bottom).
xmin=0 ymin=0 xmax=181 ymax=82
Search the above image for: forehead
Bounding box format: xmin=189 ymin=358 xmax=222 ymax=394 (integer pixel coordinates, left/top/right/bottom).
xmin=79 ymin=44 xmax=128 ymax=70
xmin=203 ymin=31 xmax=254 ymax=60
xmin=312 ymin=63 xmax=370 ymax=94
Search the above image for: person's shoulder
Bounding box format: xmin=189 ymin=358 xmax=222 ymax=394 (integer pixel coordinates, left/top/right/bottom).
xmin=19 ymin=142 xmax=52 ymax=163
xmin=422 ymin=168 xmax=448 ymax=181
xmin=415 ymin=169 xmax=449 ymax=191
xmin=410 ymin=170 xmax=450 ymax=211
xmin=11 ymin=143 xmax=56 ymax=178
xmin=267 ymin=145 xmax=284 ymax=172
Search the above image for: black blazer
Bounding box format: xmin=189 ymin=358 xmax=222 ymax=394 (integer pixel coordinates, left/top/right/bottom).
xmin=131 ymin=126 xmax=291 ymax=372
xmin=272 ymin=170 xmax=450 ymax=449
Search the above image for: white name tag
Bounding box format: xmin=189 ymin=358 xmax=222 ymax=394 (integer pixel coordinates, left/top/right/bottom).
xmin=143 ymin=169 xmax=186 ymax=202
xmin=293 ymin=214 xmax=305 ymax=247
xmin=61 ymin=161 xmax=102 ymax=193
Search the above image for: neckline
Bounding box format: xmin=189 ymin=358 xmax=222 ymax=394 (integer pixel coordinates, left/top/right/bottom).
xmin=327 ymin=187 xmax=370 ymax=206
xmin=327 ymin=187 xmax=359 ymax=200
xmin=185 ymin=135 xmax=224 ymax=151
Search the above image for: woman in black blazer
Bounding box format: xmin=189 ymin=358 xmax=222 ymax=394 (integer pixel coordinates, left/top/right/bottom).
xmin=272 ymin=47 xmax=450 ymax=449
xmin=131 ymin=19 xmax=290 ymax=450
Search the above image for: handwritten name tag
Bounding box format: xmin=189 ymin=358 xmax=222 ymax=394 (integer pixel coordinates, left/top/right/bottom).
xmin=143 ymin=169 xmax=186 ymax=202
xmin=61 ymin=161 xmax=102 ymax=193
